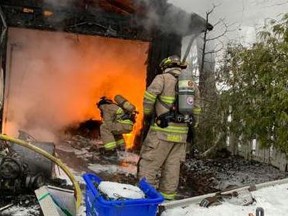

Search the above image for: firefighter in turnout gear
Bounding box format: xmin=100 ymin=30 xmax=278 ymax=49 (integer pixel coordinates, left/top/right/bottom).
xmin=137 ymin=55 xmax=201 ymax=200
xmin=97 ymin=96 xmax=135 ymax=155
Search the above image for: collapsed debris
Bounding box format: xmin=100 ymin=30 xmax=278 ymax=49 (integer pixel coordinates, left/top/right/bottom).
xmin=199 ymin=186 xmax=256 ymax=207
xmin=1 ymin=127 xmax=287 ymax=216
xmin=0 ymin=140 xmax=43 ymax=215
xmin=0 ymin=132 xmax=81 ymax=215
xmin=0 ymin=138 xmax=45 ymax=196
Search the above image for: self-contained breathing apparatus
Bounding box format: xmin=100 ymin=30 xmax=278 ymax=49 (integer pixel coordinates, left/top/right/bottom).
xmin=97 ymin=95 xmax=138 ymax=123
xmin=155 ymin=69 xmax=196 ymax=128
xmin=114 ymin=94 xmax=138 ymax=123
xmin=155 ymin=68 xmax=197 ymax=145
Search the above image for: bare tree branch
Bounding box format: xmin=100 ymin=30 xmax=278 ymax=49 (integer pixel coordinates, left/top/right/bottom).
xmin=198 ymin=40 xmax=224 ymax=53
xmin=204 ymin=47 xmax=223 ymax=54
xmin=207 ymin=21 xmax=237 ymax=41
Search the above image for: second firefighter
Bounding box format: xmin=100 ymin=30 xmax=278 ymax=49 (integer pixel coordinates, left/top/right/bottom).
xmin=96 ymin=95 xmax=137 ymax=155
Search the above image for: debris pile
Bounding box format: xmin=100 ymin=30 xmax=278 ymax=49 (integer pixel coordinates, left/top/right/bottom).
xmin=179 ymin=154 xmax=288 ymax=198
xmin=0 ymin=136 xmax=77 ymax=216
xmin=0 ymin=194 xmax=41 ymax=216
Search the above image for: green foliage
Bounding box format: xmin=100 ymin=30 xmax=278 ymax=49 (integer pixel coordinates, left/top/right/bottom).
xmin=195 ymin=93 xmax=229 ymax=154
xmin=218 ymin=14 xmax=288 ymax=153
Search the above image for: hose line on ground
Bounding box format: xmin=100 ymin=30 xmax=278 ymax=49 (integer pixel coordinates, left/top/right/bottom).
xmin=0 ymin=134 xmax=82 ymax=211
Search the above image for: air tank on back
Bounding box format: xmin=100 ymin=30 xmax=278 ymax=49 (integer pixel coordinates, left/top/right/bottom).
xmin=177 ymin=68 xmax=195 ymax=120
xmin=114 ymin=95 xmax=136 ymax=113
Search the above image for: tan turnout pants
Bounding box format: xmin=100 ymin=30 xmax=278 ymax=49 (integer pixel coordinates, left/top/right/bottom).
xmin=100 ymin=122 xmax=133 ymax=150
xmin=137 ymin=130 xmax=186 ymax=195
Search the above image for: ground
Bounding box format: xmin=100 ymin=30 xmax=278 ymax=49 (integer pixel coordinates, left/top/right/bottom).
xmin=1 ymin=136 xmax=287 ymax=215
xmin=55 ymin=136 xmax=288 ymax=199
xmin=178 ymin=152 xmax=288 ymax=197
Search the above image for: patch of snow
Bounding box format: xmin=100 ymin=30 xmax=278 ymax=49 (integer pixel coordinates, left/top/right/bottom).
xmin=117 ymin=151 xmax=139 ymax=164
xmin=161 ymin=182 xmax=288 ymax=216
xmin=74 ymin=148 xmax=90 ymax=156
xmin=1 ymin=205 xmax=40 ymax=216
xmin=88 ymin=163 xmax=137 ymax=176
xmin=54 ymin=164 xmax=85 ymax=185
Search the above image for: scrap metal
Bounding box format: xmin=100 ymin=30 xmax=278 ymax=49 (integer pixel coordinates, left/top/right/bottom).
xmin=158 ymin=178 xmax=288 ymax=214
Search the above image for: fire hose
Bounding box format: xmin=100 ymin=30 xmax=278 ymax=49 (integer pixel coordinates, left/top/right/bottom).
xmin=0 ymin=134 xmax=82 ymax=211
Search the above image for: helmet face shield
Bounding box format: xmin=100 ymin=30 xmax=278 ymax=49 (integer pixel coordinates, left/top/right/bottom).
xmin=159 ymin=55 xmax=187 ymax=71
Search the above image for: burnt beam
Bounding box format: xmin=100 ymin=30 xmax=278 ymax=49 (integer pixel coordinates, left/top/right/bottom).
xmin=105 ymin=0 xmax=135 ymax=14
xmin=1 ymin=4 xmax=151 ymax=41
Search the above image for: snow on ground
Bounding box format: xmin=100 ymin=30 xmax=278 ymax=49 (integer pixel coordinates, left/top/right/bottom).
xmin=2 ymin=147 xmax=286 ymax=216
xmin=55 ymin=164 xmax=86 ymax=185
xmin=161 ymin=182 xmax=288 ymax=216
xmin=1 ymin=205 xmax=41 ymax=216
xmin=88 ymin=151 xmax=139 ymax=176
xmin=54 ymin=150 xmax=141 ymax=216
xmin=54 ymin=145 xmax=288 ymax=216
xmin=88 ymin=163 xmax=137 ymax=175
xmin=117 ymin=150 xmax=140 ymax=165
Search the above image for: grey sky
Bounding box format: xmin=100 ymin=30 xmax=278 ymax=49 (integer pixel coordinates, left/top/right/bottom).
xmin=168 ymin=0 xmax=288 ymax=43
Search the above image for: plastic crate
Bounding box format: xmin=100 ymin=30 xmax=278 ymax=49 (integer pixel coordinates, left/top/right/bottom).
xmin=83 ymin=173 xmax=164 ymax=216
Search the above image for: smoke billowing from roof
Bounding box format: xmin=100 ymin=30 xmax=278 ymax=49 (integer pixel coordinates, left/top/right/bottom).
xmin=133 ymin=0 xmax=208 ymax=36
xmin=41 ymin=0 xmax=208 ymax=37
xmin=159 ymin=4 xmax=207 ymax=35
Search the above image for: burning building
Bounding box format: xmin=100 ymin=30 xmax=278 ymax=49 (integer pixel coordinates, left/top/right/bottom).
xmin=0 ymin=0 xmax=208 ymax=149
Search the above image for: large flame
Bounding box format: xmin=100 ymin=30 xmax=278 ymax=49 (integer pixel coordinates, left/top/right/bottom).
xmin=4 ymin=28 xmax=149 ymax=148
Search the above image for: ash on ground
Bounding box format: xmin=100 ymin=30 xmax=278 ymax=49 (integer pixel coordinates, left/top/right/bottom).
xmin=60 ymin=135 xmax=288 ymax=199
xmin=179 ymin=153 xmax=288 ymax=198
xmin=2 ymin=133 xmax=287 ymax=215
xmin=0 ymin=194 xmax=42 ymax=216
xmin=0 ymin=178 xmax=74 ymax=216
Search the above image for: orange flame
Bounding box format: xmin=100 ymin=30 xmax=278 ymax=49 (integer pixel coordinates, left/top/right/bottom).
xmin=4 ymin=28 xmax=149 ymax=147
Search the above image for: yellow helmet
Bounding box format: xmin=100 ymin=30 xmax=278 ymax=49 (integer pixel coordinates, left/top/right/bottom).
xmin=159 ymin=55 xmax=187 ymax=71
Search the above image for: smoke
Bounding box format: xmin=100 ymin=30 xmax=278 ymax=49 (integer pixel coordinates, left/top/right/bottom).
xmin=43 ymin=0 xmax=75 ymax=8
xmin=4 ymin=28 xmax=148 ymax=142
xmin=135 ymin=0 xmax=207 ymax=36
xmin=160 ymin=4 xmax=207 ymax=35
xmin=42 ymin=0 xmax=207 ymax=37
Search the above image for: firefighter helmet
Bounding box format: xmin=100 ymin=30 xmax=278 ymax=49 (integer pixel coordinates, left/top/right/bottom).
xmin=96 ymin=96 xmax=113 ymax=108
xmin=159 ymin=55 xmax=187 ymax=71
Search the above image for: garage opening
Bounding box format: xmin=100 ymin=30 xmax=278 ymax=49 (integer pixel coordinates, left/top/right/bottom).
xmin=3 ymin=27 xmax=149 ymax=149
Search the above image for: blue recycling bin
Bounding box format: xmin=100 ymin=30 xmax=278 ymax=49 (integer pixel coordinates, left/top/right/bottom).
xmin=83 ymin=173 xmax=164 ymax=216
